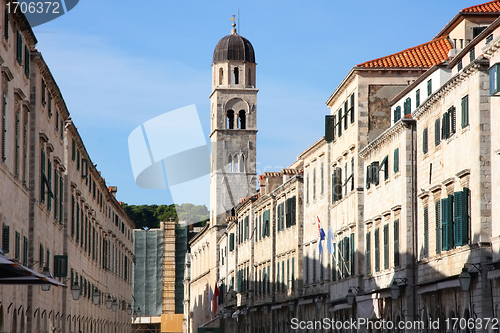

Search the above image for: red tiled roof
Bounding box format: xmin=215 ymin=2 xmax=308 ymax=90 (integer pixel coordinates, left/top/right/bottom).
xmin=461 ymin=0 xmax=500 ymax=13
xmin=356 ymin=36 xmax=452 ymax=68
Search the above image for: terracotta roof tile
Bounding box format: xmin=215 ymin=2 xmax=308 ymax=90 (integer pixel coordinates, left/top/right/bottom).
xmin=356 ymin=36 xmax=452 ymax=68
xmin=461 ymin=0 xmax=500 ymax=13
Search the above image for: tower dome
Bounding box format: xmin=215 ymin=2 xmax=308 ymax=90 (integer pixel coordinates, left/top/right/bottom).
xmin=213 ymin=28 xmax=255 ymax=64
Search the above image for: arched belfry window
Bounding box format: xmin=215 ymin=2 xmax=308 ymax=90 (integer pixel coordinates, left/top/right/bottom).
xmin=240 ymin=154 xmax=245 ymax=172
xmin=233 ymin=67 xmax=239 ymax=84
xmin=233 ymin=154 xmax=239 ymax=173
xmin=228 ymin=155 xmax=233 ymax=172
xmin=219 ymin=68 xmax=224 ymax=85
xmin=238 ymin=110 xmax=246 ymax=129
xmin=247 ymin=68 xmax=251 ymax=86
xmin=227 ymin=110 xmax=234 ymax=129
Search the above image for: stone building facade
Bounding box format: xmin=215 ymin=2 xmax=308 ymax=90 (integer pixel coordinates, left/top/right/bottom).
xmin=0 ymin=1 xmax=134 ymax=332
xmin=187 ymin=2 xmax=500 ymax=333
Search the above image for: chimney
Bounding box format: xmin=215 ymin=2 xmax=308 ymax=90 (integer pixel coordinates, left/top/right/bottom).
xmin=109 ymin=186 xmax=118 ymax=197
xmin=258 ymin=175 xmax=266 ymax=195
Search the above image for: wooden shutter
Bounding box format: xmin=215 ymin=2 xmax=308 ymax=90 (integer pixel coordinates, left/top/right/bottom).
xmin=350 ymin=93 xmax=355 ymax=123
xmin=343 ymin=237 xmax=349 ymax=277
xmin=16 ymin=31 xmax=22 ymax=63
xmin=423 ymin=207 xmax=429 ymax=257
xmin=394 ymin=220 xmax=400 ymax=266
xmin=337 ymin=241 xmax=342 ymax=280
xmin=423 ymin=128 xmax=428 ymax=154
xmin=435 ymin=118 xmax=441 ymax=146
xmin=291 ymin=257 xmax=295 ymax=289
xmin=54 ymin=255 xmax=68 ymax=277
xmin=404 ymin=97 xmax=411 ymax=115
xmin=416 ymin=89 xmax=420 ymax=107
xmin=394 ymin=148 xmax=399 ymax=173
xmin=450 ymin=106 xmax=456 ymax=134
xmin=325 ymin=115 xmax=335 ymax=143
xmin=229 ymin=233 xmax=234 ymax=251
xmin=24 ymin=45 xmax=29 ymax=77
xmin=331 ymin=243 xmax=336 ymax=281
xmin=4 ymin=8 xmax=9 ymax=40
xmin=2 ymin=225 xmax=9 ymax=253
xmin=374 ymin=229 xmax=380 ymax=272
xmin=338 ymin=108 xmax=342 ymax=137
xmin=365 ymin=232 xmax=371 ymax=274
xmin=371 ymin=161 xmax=379 ymax=186
xmin=383 ymin=225 xmax=389 ymax=269
xmin=454 ymin=189 xmax=469 ymax=247
xmin=23 ymin=236 xmax=28 ymax=265
xmin=366 ymin=164 xmax=372 ymax=189
xmin=441 ymin=197 xmax=453 ymax=251
xmin=427 ymin=79 xmax=432 ymax=96
xmin=435 ymin=201 xmax=441 ymax=254
xmin=344 ymin=101 xmax=348 ymax=129
xmin=461 ymin=95 xmax=469 ymax=128
xmin=350 ymin=233 xmax=354 ymax=275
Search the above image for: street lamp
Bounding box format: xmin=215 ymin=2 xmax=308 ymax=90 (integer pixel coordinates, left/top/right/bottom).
xmin=459 ymin=267 xmax=472 ymax=292
xmin=127 ymin=304 xmax=133 ymax=316
xmin=106 ymin=295 xmax=113 ymax=309
xmin=92 ymin=288 xmax=101 ymax=305
xmin=390 ymin=281 xmax=400 ymax=300
xmin=41 ymin=267 xmax=52 ymax=292
xmin=346 ymin=288 xmax=356 ymax=305
xmin=136 ymin=307 xmax=141 ymax=317
xmin=71 ymin=282 xmax=81 ymax=301
xmin=111 ymin=299 xmax=118 ymax=312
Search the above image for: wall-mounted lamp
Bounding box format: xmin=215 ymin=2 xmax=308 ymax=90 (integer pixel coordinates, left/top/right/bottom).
xmin=105 ymin=295 xmax=113 ymax=309
xmin=71 ymin=282 xmax=81 ymax=301
xmin=92 ymin=288 xmax=101 ymax=305
xmin=127 ymin=304 xmax=133 ymax=316
xmin=346 ymin=287 xmax=360 ymax=306
xmin=111 ymin=299 xmax=118 ymax=312
xmin=390 ymin=278 xmax=408 ymax=300
xmin=41 ymin=267 xmax=52 ymax=292
xmin=459 ymin=266 xmax=472 ymax=292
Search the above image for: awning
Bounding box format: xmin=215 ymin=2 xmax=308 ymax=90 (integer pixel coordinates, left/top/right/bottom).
xmin=0 ymin=254 xmax=66 ymax=287
xmin=328 ymin=303 xmax=352 ymax=312
xmin=488 ymin=269 xmax=500 ymax=280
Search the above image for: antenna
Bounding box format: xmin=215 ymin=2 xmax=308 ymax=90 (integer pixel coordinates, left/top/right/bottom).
xmin=238 ymin=8 xmax=240 ymax=33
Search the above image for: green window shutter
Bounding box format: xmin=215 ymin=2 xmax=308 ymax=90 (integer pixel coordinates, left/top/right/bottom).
xmin=394 ymin=148 xmax=399 ymax=173
xmin=265 ymin=210 xmax=270 ymax=236
xmin=423 ymin=128 xmax=428 ymax=154
xmin=404 ymin=97 xmax=411 ymax=116
xmin=1 ymin=94 xmax=6 ymax=162
xmin=427 ymin=79 xmax=432 ymax=96
xmin=394 ymin=220 xmax=400 ymax=266
xmin=40 ymin=149 xmax=46 ymax=202
xmin=366 ymin=164 xmax=372 ymax=189
xmin=22 ymin=236 xmax=28 ymax=266
xmin=365 ymin=232 xmax=371 ymax=275
xmin=287 ymin=259 xmax=289 ymax=289
xmin=461 ymin=95 xmax=469 ymax=128
xmin=441 ymin=197 xmax=450 ymax=251
xmin=395 ymin=106 xmax=401 ymax=123
xmin=2 ymin=225 xmax=9 ymax=253
xmin=54 ymin=255 xmax=68 ymax=277
xmin=15 ymin=231 xmax=20 ymax=260
xmin=423 ymin=207 xmax=429 ymax=258
xmin=24 ymin=45 xmax=29 ymax=77
xmin=337 ymin=241 xmax=342 ymax=280
xmin=350 ymin=233 xmax=354 ymax=275
xmin=344 ymin=101 xmax=348 ymax=129
xmin=325 ymin=115 xmax=335 ymax=142
xmin=450 ymin=106 xmax=456 ymax=134
xmin=332 ymin=243 xmax=336 ymax=281
xmin=229 ymin=233 xmax=234 ymax=251
xmin=343 ymin=237 xmax=349 ymax=277
xmin=54 ymin=170 xmax=59 ymax=219
xmin=47 ymin=160 xmax=52 ymax=211
xmin=338 ymin=108 xmax=342 ymax=137
xmin=383 ymin=225 xmax=389 ymax=269
xmin=14 ymin=113 xmax=19 ymax=177
xmin=382 ymin=156 xmax=389 ymax=181
xmin=416 ymin=89 xmax=420 ymax=107
xmin=277 ymin=203 xmax=281 ymax=231
xmin=16 ymin=31 xmax=22 ymax=64
xmin=4 ymin=8 xmax=9 ymax=40
xmin=285 ymin=200 xmax=290 ymax=228
xmin=435 ymin=201 xmax=441 ymax=254
xmin=350 ymin=93 xmax=355 ymax=123
xmin=454 ymin=189 xmax=469 ymax=247
xmin=435 ymin=118 xmax=441 ymax=146
xmin=374 ymin=229 xmax=380 ymax=272
xmin=291 ymin=257 xmax=295 ymax=289
xmin=59 ymin=177 xmax=63 ymax=223
xmin=371 ymin=161 xmax=379 ymax=186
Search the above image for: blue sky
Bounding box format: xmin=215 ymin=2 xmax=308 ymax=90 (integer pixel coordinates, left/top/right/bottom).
xmin=32 ymin=0 xmax=477 ymax=206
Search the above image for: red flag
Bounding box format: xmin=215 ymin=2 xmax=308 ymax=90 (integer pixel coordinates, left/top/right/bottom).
xmin=213 ymin=284 xmax=220 ymax=314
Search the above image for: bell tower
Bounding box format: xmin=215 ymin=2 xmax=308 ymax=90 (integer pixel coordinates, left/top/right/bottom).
xmin=209 ymin=20 xmax=258 ymax=225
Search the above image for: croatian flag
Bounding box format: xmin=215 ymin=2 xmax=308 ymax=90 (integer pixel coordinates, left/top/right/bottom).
xmin=317 ymin=216 xmax=326 ymax=254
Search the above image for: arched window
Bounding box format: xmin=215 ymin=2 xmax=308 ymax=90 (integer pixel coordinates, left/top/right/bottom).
xmin=219 ymin=67 xmax=223 ymax=85
xmin=247 ymin=68 xmax=251 ymax=86
xmin=227 ymin=110 xmax=234 ymax=129
xmin=227 ymin=155 xmax=232 ymax=172
xmin=239 ymin=154 xmax=245 ymax=172
xmin=233 ymin=154 xmax=239 ymax=173
xmin=233 ymin=67 xmax=239 ymax=84
xmin=238 ymin=110 xmax=246 ymax=129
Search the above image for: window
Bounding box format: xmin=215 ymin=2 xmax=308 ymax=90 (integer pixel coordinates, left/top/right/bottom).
xmin=457 ymin=59 xmax=463 ymax=72
xmin=16 ymin=31 xmax=22 ymax=64
xmin=344 ymin=101 xmax=348 ymax=129
xmin=427 ymin=79 xmax=432 ymax=96
xmin=76 ymin=149 xmax=80 ymax=170
xmin=218 ymin=67 xmax=223 ymax=85
xmin=416 ymin=89 xmax=420 ymax=107
xmin=24 ymin=46 xmax=30 ymax=77
xmin=233 ymin=67 xmax=239 ymax=84
xmin=312 ymin=168 xmax=316 ymax=200
xmin=22 ymin=236 xmax=28 ymax=265
xmin=435 ymin=201 xmax=441 ymax=254
xmin=486 ymin=34 xmax=494 ymax=44
xmin=332 ymin=167 xmax=342 ymax=202
xmin=325 ymin=115 xmax=335 ymax=142
xmin=453 ymin=188 xmax=469 ymax=247
xmin=1 ymin=94 xmax=6 ymax=162
xmin=15 ymin=231 xmax=20 ymax=260
xmin=337 ymin=241 xmax=342 ymax=280
xmin=423 ymin=206 xmax=429 ymax=258
xmin=238 ymin=110 xmax=246 ymax=129
xmin=435 ymin=118 xmax=441 ymax=146
xmin=226 ymin=110 xmax=234 ymax=129
xmin=423 ymin=128 xmax=428 ymax=154
xmin=22 ymin=117 xmax=27 ymax=184
xmin=393 ymin=148 xmax=399 ymax=173
xmin=306 ymin=173 xmax=309 ymax=203
xmin=473 ymin=26 xmax=486 ymax=38
xmin=54 ymin=255 xmax=68 ymax=277
xmin=394 ymin=106 xmax=401 ymax=123
xmin=461 ymin=95 xmax=469 ymax=128
xmin=366 ymin=164 xmax=372 ymax=189
xmin=47 ymin=160 xmax=52 ymax=211
xmin=14 ymin=112 xmax=19 ymax=177
xmin=394 ymin=219 xmax=400 ymax=266
xmin=403 ymin=97 xmax=411 ymax=116
xmin=285 ymin=197 xmax=296 ymax=227
xmin=470 ymin=48 xmax=475 ymax=62
xmin=320 ymin=163 xmax=324 ymax=195
xmin=247 ymin=68 xmax=251 ymax=86
xmin=441 ymin=195 xmax=453 ymax=251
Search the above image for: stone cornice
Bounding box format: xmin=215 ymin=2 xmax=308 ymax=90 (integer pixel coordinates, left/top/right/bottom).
xmin=359 ymin=121 xmax=405 ymax=159
xmin=482 ymin=32 xmax=500 ymax=59
xmin=413 ymin=59 xmax=489 ymax=120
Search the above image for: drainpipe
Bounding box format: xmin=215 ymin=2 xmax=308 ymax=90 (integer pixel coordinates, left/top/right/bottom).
xmin=402 ymin=116 xmax=417 ymax=321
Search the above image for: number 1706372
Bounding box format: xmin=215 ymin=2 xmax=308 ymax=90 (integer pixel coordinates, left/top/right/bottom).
xmin=6 ymin=2 xmax=60 ymax=14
